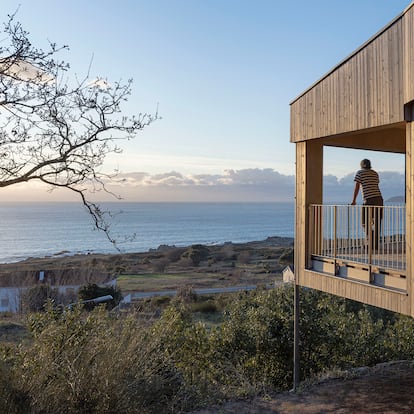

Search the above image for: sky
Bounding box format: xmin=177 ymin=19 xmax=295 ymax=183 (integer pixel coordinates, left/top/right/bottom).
xmin=0 ymin=0 xmax=411 ymax=202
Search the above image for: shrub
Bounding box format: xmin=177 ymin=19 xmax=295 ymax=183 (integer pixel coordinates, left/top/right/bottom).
xmin=176 ymin=286 xmax=198 ymax=303
xmin=0 ymin=358 xmax=29 ymax=414
xmin=166 ymin=247 xmax=186 ymax=263
xmin=14 ymin=305 xmax=185 ymax=414
xmin=20 ymin=284 xmax=59 ymax=313
xmin=152 ymin=302 xmax=251 ymax=405
xmin=152 ymin=258 xmax=169 ymax=273
xmin=181 ymin=245 xmax=210 ymax=266
xmin=4 ymin=284 xmax=414 ymax=412
xmin=191 ymin=300 xmax=218 ymax=314
xmin=383 ymin=314 xmax=414 ymax=360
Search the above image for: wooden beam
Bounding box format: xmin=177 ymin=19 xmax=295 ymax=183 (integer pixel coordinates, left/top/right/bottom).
xmin=323 ymin=126 xmax=406 ymax=153
xmin=301 ymin=269 xmax=409 ymax=314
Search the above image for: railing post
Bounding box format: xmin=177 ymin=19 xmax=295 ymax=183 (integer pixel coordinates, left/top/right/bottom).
xmin=308 ymin=205 xmax=313 ymax=264
xmin=333 ymin=205 xmax=337 ymax=259
xmin=308 ymin=204 xmax=406 ymax=277
xmin=347 ymin=205 xmax=350 ymax=252
xmin=367 ymin=206 xmax=373 ymax=281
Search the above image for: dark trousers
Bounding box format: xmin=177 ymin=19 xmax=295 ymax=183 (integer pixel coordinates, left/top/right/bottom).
xmin=362 ymin=196 xmax=383 ymax=250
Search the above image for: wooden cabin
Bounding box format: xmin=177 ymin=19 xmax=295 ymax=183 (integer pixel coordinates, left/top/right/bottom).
xmin=290 ymin=2 xmax=414 ymax=316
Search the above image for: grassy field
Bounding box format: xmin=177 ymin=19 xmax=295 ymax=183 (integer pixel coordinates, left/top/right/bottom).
xmin=117 ymin=273 xmax=193 ymax=291
xmin=117 ymin=269 xmax=281 ymax=293
xmin=109 ymin=239 xmax=292 ymax=293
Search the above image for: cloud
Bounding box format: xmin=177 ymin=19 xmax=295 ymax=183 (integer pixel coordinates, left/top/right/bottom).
xmin=324 ymin=171 xmax=405 ymax=203
xmin=106 ymin=168 xmax=405 ymax=203
xmin=219 ymin=168 xmax=293 ymax=185
xmin=0 ymin=168 xmax=405 ymax=203
xmin=0 ymin=59 xmax=54 ymax=83
xmin=106 ymin=168 xmax=295 ymax=202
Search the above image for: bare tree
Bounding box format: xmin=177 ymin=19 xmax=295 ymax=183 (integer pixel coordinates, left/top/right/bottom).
xmin=0 ymin=13 xmax=157 ymax=243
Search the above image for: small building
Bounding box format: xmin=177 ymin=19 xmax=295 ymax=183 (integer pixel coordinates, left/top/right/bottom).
xmin=0 ymin=267 xmax=116 ymax=313
xmin=0 ymin=287 xmax=21 ymax=313
xmin=282 ymin=265 xmax=295 ymax=283
xmin=290 ymin=2 xmax=414 ymax=316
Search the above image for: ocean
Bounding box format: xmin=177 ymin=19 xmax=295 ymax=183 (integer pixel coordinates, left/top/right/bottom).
xmin=0 ymin=202 xmax=294 ymax=263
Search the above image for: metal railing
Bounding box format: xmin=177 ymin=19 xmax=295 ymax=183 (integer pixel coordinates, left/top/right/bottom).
xmin=309 ymin=204 xmax=406 ymax=272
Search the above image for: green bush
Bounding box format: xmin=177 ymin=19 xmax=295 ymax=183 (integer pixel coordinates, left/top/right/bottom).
xmin=0 ymin=358 xmax=29 ymax=414
xmin=10 ymin=304 xmax=185 ymax=414
xmin=20 ymin=284 xmax=59 ymax=313
xmin=151 ymin=302 xmax=252 ymax=405
xmin=191 ymin=300 xmax=218 ymax=314
xmin=176 ymin=285 xmax=198 ymax=303
xmin=215 ymin=285 xmax=295 ymax=389
xmin=2 ymin=286 xmax=414 ymax=412
xmin=181 ymin=245 xmax=210 ymax=266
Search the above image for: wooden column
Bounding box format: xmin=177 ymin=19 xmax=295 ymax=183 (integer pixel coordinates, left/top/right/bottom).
xmin=406 ymin=123 xmax=413 ymax=317
xmin=293 ymin=140 xmax=323 ymax=389
xmin=295 ymin=140 xmax=323 ymax=284
xmin=404 ymin=5 xmax=414 ymax=317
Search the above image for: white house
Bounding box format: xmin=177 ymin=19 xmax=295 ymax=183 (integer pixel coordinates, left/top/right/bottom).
xmin=0 ymin=280 xmax=117 ymax=313
xmin=282 ymin=266 xmax=295 ymax=283
xmin=0 ymin=288 xmax=22 ymax=313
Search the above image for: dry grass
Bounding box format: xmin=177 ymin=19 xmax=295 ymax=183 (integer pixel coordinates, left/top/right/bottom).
xmin=0 ymin=237 xmax=292 ymax=294
xmin=117 ymin=270 xmax=281 ymax=293
xmin=117 ymin=273 xmax=193 ymax=291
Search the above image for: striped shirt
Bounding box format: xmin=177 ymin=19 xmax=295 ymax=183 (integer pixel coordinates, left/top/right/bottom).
xmin=354 ymin=168 xmax=382 ymax=202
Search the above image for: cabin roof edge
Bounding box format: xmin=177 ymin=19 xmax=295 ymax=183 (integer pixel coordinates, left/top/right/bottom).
xmin=290 ymin=2 xmax=414 ymax=106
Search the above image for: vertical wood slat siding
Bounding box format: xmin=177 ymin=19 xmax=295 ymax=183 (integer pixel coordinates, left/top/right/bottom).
xmin=404 ymin=6 xmax=414 ymax=103
xmin=290 ymin=18 xmax=404 ymax=142
xmin=291 ymin=5 xmax=414 ymax=316
xmin=294 ymin=143 xmax=305 ymax=286
xmin=300 ymin=270 xmax=409 ymax=314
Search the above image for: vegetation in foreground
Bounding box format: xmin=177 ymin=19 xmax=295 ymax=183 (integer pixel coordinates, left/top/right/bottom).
xmin=1 ymin=285 xmax=414 ymax=413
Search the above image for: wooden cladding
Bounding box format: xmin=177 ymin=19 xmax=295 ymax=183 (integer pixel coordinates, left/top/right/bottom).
xmin=404 ymin=6 xmax=414 ymax=103
xmin=300 ymin=270 xmax=409 ymax=315
xmin=292 ymin=4 xmax=414 ymax=316
xmin=291 ymin=14 xmax=405 ymax=142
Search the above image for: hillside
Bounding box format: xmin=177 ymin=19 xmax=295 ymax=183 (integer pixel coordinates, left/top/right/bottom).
xmin=192 ymin=361 xmax=414 ymax=413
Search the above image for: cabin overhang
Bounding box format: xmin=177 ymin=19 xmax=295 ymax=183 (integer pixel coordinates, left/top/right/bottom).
xmin=291 ymin=3 xmax=414 ymax=316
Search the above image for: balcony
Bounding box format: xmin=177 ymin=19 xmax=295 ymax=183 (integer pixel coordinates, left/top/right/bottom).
xmin=309 ymin=205 xmax=406 ymax=292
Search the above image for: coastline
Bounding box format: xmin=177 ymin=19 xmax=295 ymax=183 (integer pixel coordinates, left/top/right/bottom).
xmin=0 ymin=236 xmax=294 ymax=290
xmin=0 ymin=202 xmax=294 ymax=264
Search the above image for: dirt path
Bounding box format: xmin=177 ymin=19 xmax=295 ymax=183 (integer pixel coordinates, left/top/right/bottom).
xmin=192 ymin=361 xmax=414 ymax=413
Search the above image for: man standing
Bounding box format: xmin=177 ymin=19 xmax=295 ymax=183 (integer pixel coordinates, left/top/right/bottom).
xmin=351 ymin=159 xmax=383 ymax=250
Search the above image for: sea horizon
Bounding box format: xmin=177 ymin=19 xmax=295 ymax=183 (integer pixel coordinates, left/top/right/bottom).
xmin=0 ymin=201 xmax=295 ymax=264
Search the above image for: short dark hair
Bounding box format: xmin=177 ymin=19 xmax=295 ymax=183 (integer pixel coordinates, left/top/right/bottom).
xmin=360 ymin=159 xmax=371 ymax=169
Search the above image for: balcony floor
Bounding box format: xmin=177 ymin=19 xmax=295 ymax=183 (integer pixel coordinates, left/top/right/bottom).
xmin=312 ymin=247 xmax=406 ymax=292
